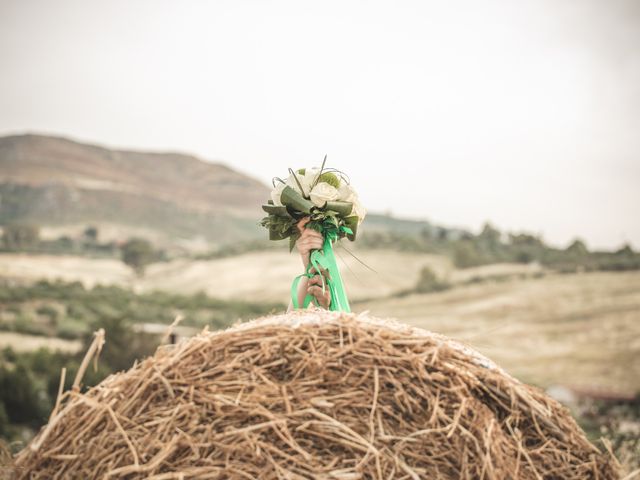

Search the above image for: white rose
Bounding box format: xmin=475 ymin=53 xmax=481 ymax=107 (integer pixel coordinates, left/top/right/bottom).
xmin=285 ymin=168 xmax=319 ymax=197
xmin=285 ymin=173 xmax=303 ymax=195
xmin=270 ymin=181 xmax=287 ymax=206
xmin=298 ymin=168 xmax=320 ymax=197
xmin=337 ymin=182 xmax=365 ymax=221
xmin=310 ymin=182 xmax=339 ymax=207
xmin=353 ymin=199 xmax=367 ymax=224
xmin=338 ymin=182 xmax=356 ymax=203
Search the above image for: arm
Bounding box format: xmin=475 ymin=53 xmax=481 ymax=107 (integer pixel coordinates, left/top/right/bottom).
xmin=287 ymin=218 xmax=331 ymax=311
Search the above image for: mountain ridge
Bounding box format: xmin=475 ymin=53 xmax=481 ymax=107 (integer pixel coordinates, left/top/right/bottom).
xmin=0 ymin=133 xmax=452 ymax=247
xmin=0 ymin=133 xmax=268 ymax=216
xmin=0 ymin=133 xmax=274 ymax=245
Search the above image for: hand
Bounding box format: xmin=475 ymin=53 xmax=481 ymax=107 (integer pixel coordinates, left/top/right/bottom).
xmin=295 ymin=217 xmax=323 ymax=269
xmin=307 ymin=267 xmax=331 ymax=309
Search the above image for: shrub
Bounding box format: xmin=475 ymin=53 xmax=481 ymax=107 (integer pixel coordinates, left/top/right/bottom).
xmin=121 ymin=238 xmax=155 ymax=277
xmin=414 ymin=266 xmax=450 ymax=293
xmin=452 ymin=241 xmax=485 ymax=269
xmin=1 ymin=224 xmax=40 ymax=251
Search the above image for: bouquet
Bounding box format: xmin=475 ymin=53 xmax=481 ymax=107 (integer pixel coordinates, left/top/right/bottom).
xmin=261 ymin=157 xmax=366 ymax=312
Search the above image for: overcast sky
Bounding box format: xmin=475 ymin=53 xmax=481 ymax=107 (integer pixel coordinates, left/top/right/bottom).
xmin=1 ymin=0 xmax=638 ymax=249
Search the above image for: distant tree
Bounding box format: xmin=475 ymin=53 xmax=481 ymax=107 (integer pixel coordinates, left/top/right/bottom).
xmin=83 ymin=226 xmax=99 ymax=243
xmin=475 ymin=222 xmax=503 ymax=263
xmin=85 ymin=315 xmax=155 ymax=372
xmin=0 ymin=363 xmax=47 ymax=426
xmin=57 ymin=236 xmax=75 ymax=250
xmin=508 ymin=233 xmax=545 ymax=264
xmin=479 ymin=222 xmax=502 ymax=247
xmin=514 ymin=250 xmax=535 ymax=264
xmin=566 ymin=239 xmax=589 ymax=256
xmin=459 ymin=231 xmax=474 ymax=241
xmin=121 ymin=238 xmax=154 ymax=277
xmin=453 ymin=240 xmax=483 ymax=268
xmin=615 ymin=244 xmax=634 ymax=256
xmin=508 ymin=233 xmax=545 ymax=247
xmin=1 ymin=224 xmax=40 ymax=251
xmin=420 ymin=226 xmax=433 ymax=242
xmin=436 ymin=228 xmax=449 ymax=242
xmin=415 ymin=266 xmax=449 ymax=293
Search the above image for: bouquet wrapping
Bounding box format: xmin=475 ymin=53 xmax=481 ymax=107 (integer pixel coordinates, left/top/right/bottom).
xmin=261 ymin=161 xmax=366 ymax=312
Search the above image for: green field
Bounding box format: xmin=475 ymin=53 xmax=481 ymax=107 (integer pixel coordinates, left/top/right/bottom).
xmin=356 ymin=270 xmax=640 ymax=394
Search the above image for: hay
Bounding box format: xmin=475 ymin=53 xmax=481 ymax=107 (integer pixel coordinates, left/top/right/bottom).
xmin=14 ymin=310 xmax=620 ymax=479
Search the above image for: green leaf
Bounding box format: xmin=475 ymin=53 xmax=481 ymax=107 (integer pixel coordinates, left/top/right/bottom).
xmin=269 ymin=227 xmax=288 ymax=241
xmin=280 ymin=186 xmax=314 ymax=214
xmin=319 ymin=172 xmax=340 ymax=188
xmin=289 ymin=233 xmax=300 ymax=252
xmin=261 ymin=214 xmax=297 ymax=241
xmin=262 ymin=204 xmax=289 ymax=216
xmin=344 ymin=216 xmax=359 ymax=241
xmin=325 ymin=201 xmax=353 ymax=217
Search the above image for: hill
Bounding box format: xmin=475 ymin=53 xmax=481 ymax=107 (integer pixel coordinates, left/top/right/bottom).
xmin=0 ymin=133 xmax=477 ymax=252
xmin=0 ymin=134 xmax=269 ymax=244
xmin=2 ymin=133 xmax=637 ymax=272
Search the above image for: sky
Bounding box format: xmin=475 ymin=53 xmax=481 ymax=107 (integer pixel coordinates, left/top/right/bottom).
xmin=0 ymin=0 xmax=638 ymax=249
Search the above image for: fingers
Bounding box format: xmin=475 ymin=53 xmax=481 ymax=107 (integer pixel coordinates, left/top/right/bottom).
xmin=307 ymin=274 xmax=331 ymax=309
xmin=307 ymin=274 xmax=325 ymax=286
xmin=296 ymin=238 xmax=323 ymax=256
xmin=296 ymin=231 xmax=323 ymax=254
xmin=307 ymin=285 xmax=331 ymax=308
xmin=301 ymin=228 xmax=323 ymax=241
xmin=295 ymin=218 xmax=323 ymax=256
xmin=297 ymin=217 xmax=310 ymax=233
xmin=297 ymin=217 xmax=323 ymax=240
xmin=294 ymin=218 xmax=325 ymax=267
xmin=308 ymin=268 xmax=330 ymax=280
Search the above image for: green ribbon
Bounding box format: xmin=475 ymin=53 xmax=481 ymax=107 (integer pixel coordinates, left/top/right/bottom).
xmin=291 ymin=226 xmax=352 ymax=312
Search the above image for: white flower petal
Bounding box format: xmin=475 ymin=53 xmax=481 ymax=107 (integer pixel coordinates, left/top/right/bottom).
xmin=338 ymin=182 xmax=357 ymax=203
xmin=353 ymin=199 xmax=367 ymax=224
xmin=298 ymin=168 xmax=320 ymax=197
xmin=270 ymin=182 xmax=286 ymax=206
xmin=310 ymin=182 xmax=339 ymax=207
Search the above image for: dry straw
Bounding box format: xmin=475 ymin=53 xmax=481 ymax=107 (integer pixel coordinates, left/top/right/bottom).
xmin=14 ymin=310 xmax=620 ymax=479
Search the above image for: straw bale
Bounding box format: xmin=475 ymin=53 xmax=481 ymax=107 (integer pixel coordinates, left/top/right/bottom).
xmin=13 ymin=310 xmax=620 ymax=479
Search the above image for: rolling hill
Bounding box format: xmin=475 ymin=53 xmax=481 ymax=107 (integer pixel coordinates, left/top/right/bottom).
xmin=0 ymin=134 xmax=269 ymax=244
xmin=0 ymin=133 xmax=465 ymax=250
